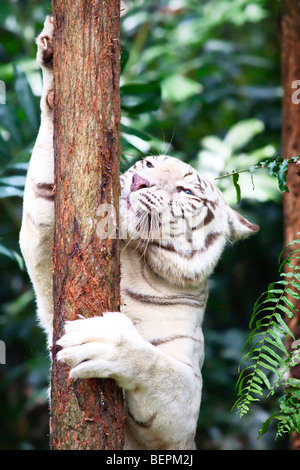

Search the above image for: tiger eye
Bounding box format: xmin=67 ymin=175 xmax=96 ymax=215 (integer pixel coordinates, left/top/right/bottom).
xmin=177 ymin=186 xmax=194 ymax=196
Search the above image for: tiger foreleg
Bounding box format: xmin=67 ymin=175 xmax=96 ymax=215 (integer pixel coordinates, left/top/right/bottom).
xmin=20 ymin=16 xmax=55 ymax=342
xmin=57 ymin=311 xmax=200 ymax=450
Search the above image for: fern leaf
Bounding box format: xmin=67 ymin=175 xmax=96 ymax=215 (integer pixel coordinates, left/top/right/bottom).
xmin=281 ymin=295 xmax=297 ymax=310
xmin=258 ymin=378 xmax=300 ymax=439
xmin=262 ymin=343 xmax=288 ymax=364
xmin=275 ymin=303 xmax=295 ymax=319
xmin=273 ymin=313 xmax=294 ymax=339
xmin=266 ymin=329 xmax=289 ymax=355
xmin=233 ymin=237 xmax=300 ymax=441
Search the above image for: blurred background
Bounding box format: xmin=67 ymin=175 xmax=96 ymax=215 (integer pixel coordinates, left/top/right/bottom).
xmin=0 ymin=0 xmax=287 ymax=450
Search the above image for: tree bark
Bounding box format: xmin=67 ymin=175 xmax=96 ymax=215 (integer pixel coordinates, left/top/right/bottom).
xmin=50 ymin=0 xmax=125 ymax=450
xmin=281 ymin=0 xmax=300 ymax=451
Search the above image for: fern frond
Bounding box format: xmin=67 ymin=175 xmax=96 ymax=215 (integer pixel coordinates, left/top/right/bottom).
xmin=258 ymin=378 xmax=300 ymax=439
xmin=232 ymin=236 xmax=300 ymax=438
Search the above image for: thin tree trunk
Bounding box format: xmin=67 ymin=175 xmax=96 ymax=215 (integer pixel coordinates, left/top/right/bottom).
xmin=281 ymin=0 xmax=300 ymax=451
xmin=50 ymin=0 xmax=125 ymax=450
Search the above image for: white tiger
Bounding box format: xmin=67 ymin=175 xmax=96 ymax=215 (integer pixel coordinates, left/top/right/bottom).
xmin=19 ymin=17 xmax=259 ymax=450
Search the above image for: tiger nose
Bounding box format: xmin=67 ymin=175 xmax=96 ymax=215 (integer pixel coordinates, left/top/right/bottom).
xmin=130 ymin=173 xmax=151 ymax=192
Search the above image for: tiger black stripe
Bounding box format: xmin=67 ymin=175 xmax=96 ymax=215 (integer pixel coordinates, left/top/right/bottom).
xmin=124 ymin=289 xmax=204 ymax=308
xmin=138 ymin=198 xmax=152 ymax=212
xmin=34 ymin=182 xmax=55 ymax=201
xmin=203 ymin=206 xmax=214 ymax=225
xmin=150 ymin=232 xmax=222 ymax=257
xmin=184 ymin=170 xmax=193 ymax=178
xmin=143 ymin=193 xmax=159 ymax=205
xmin=127 ymin=408 xmax=157 ymax=428
xmin=150 ymin=334 xmax=201 ymax=346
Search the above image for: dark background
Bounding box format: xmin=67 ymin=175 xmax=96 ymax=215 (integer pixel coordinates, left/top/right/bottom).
xmin=0 ymin=0 xmax=288 ymax=449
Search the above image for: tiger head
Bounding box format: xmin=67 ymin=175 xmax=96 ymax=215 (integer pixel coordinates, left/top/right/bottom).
xmin=120 ymin=155 xmax=259 ymax=286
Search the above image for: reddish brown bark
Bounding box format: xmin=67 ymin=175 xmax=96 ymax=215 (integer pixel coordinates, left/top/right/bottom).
xmin=50 ymin=0 xmax=125 ymax=450
xmin=281 ymin=0 xmax=300 ymax=451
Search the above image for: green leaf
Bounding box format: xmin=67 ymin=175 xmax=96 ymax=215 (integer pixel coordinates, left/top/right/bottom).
xmin=161 ymin=74 xmax=203 ymax=103
xmin=0 ymin=103 xmax=23 ymax=146
xmin=285 ymin=287 xmax=300 ymax=300
xmin=255 ymin=368 xmax=271 ymax=389
xmin=121 ymin=47 xmax=129 ymax=74
xmin=0 ymin=185 xmax=24 ymax=198
xmin=0 ymin=175 xmax=26 ymax=187
xmin=258 ymin=412 xmax=280 ymax=438
xmin=281 ymin=295 xmax=297 ymax=311
xmin=273 ymin=313 xmax=295 ymax=339
xmin=121 ymin=82 xmax=161 ymax=114
xmin=232 ymin=172 xmax=241 ymax=204
xmin=277 ymin=159 xmax=289 ymax=192
xmin=14 ymin=65 xmax=39 ymax=132
xmin=224 ymin=119 xmax=264 ymax=152
xmin=275 ymin=303 xmax=295 ymax=319
xmin=122 ymin=124 xmax=152 ymax=141
xmin=260 ymin=351 xmax=285 ymax=368
xmin=0 ymin=244 xmax=24 ymax=270
xmin=278 ymin=237 xmax=300 ymax=265
xmin=287 ymin=377 xmax=300 ymax=388
xmin=267 ymin=329 xmax=289 ymax=356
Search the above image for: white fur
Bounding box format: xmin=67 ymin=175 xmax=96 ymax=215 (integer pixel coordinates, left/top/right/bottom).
xmin=20 ymin=17 xmax=259 ymax=450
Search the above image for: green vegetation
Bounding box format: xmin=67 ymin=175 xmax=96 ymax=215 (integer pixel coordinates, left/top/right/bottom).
xmin=0 ymin=0 xmax=289 ymax=449
xmin=233 ymin=237 xmax=300 ymax=439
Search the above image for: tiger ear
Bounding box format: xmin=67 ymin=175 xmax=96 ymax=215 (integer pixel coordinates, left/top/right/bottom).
xmin=227 ymin=208 xmax=260 ymax=243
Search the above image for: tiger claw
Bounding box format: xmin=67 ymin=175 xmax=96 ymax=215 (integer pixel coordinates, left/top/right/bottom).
xmin=36 ymin=16 xmax=54 ymax=69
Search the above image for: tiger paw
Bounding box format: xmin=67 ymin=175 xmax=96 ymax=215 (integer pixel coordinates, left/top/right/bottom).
xmin=56 ymin=312 xmax=146 ymax=390
xmin=36 ymin=16 xmax=53 ymax=69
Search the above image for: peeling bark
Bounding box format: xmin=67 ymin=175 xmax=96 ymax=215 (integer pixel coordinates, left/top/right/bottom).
xmin=50 ymin=0 xmax=125 ymax=450
xmin=281 ymin=0 xmax=300 ymax=451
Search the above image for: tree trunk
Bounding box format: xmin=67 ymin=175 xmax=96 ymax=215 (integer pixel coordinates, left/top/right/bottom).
xmin=50 ymin=0 xmax=125 ymax=450
xmin=281 ymin=0 xmax=300 ymax=451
